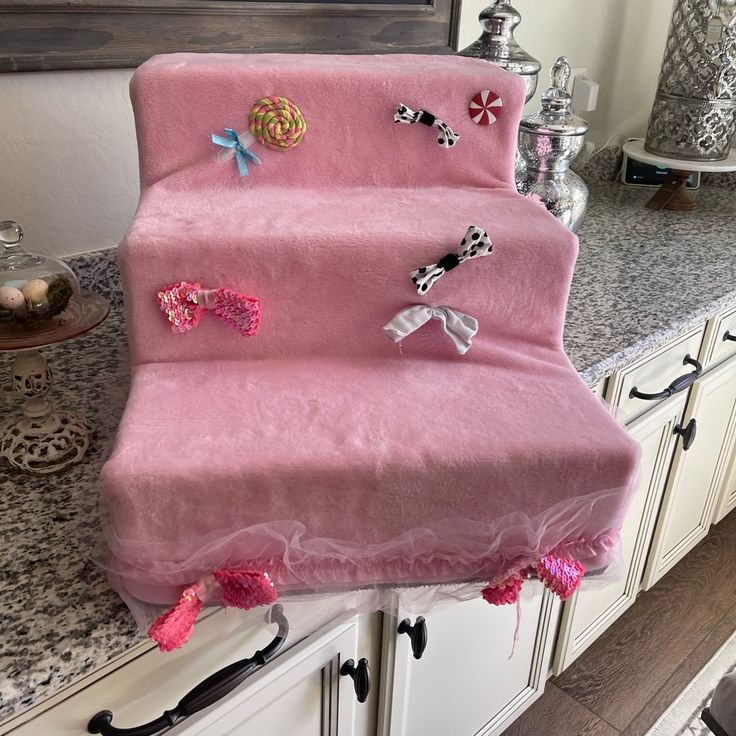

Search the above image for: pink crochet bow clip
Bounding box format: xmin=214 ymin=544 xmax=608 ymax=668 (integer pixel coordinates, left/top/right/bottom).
xmin=157 ymin=281 xmax=261 ymax=336
xmin=148 ymin=568 xmax=277 ymax=651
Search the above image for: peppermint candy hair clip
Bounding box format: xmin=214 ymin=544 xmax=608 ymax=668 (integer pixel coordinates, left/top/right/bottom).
xmin=469 ymin=90 xmax=503 ymax=126
xmin=411 ymin=225 xmax=493 ymax=295
xmin=157 ymin=281 xmax=261 ymax=336
xmin=394 ymin=104 xmax=460 ymax=148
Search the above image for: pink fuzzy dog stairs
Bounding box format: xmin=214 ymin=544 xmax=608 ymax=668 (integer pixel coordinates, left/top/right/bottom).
xmin=100 ymin=53 xmax=640 ymax=648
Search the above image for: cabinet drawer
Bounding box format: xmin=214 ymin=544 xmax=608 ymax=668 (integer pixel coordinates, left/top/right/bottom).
xmin=6 ymin=607 xmax=366 ymax=736
xmin=701 ymin=305 xmax=736 ymax=370
xmin=606 ymin=325 xmax=705 ymax=424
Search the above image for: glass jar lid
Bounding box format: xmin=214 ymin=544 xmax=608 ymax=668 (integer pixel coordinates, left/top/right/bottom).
xmin=519 ymin=56 xmax=589 ymax=138
xmin=0 ymin=221 xmax=81 ymax=334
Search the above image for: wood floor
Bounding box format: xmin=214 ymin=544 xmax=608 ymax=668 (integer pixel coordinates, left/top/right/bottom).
xmin=503 ymin=509 xmax=736 ymax=736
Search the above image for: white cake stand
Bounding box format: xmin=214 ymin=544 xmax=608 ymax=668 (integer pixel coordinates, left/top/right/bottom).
xmin=623 ymin=140 xmax=736 ymax=211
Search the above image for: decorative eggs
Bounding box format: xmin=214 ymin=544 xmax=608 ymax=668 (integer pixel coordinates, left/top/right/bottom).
xmin=22 ymin=278 xmax=49 ymax=303
xmin=0 ymin=285 xmax=25 ymax=310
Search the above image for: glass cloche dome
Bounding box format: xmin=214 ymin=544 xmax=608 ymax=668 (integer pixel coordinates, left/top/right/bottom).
xmin=0 ymin=220 xmax=81 ymax=335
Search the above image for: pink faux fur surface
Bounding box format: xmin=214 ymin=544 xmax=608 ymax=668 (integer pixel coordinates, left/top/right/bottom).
xmin=121 ymin=186 xmax=576 ymax=365
xmin=130 ymin=53 xmax=523 ymax=190
xmin=102 ymin=53 xmax=640 ymax=610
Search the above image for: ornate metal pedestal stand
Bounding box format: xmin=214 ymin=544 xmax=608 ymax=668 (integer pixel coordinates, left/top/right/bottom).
xmin=0 ymin=292 xmax=109 ymax=474
xmin=624 ymin=139 xmax=736 ymax=211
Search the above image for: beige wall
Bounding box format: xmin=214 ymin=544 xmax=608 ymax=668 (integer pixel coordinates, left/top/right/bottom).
xmin=1 ymin=0 xmax=675 ymax=258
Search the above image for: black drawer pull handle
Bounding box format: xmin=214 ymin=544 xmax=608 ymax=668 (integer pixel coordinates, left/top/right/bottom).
xmin=674 ymin=418 xmax=697 ymax=450
xmin=88 ymin=604 xmax=289 ymax=736
xmin=723 ymin=330 xmax=736 ymax=342
xmin=340 ymin=657 xmax=371 ymax=703
xmin=398 ymin=616 xmax=428 ymax=659
xmin=629 ymin=354 xmax=702 ymax=402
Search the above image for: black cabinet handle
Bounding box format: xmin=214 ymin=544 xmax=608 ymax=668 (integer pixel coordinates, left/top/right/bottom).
xmin=398 ymin=617 xmax=428 ymax=659
xmin=88 ymin=605 xmax=289 ymax=736
xmin=723 ymin=330 xmax=736 ymax=342
xmin=340 ymin=658 xmax=371 ymax=703
xmin=629 ymin=354 xmax=702 ymax=402
xmin=674 ymin=418 xmax=697 ymax=450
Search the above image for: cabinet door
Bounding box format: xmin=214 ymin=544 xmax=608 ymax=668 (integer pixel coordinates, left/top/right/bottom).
xmin=643 ymin=357 xmax=736 ymax=588
xmin=9 ymin=615 xmax=363 ymax=736
xmin=378 ymin=583 xmax=558 ymax=736
xmin=553 ymin=395 xmax=686 ymax=673
xmin=713 ymin=448 xmax=736 ymax=523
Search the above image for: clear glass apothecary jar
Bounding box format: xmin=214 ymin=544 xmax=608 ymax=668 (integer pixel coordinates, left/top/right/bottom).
xmin=0 ymin=221 xmax=81 ymax=335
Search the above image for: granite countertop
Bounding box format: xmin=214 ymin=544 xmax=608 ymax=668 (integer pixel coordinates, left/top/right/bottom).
xmin=567 ymin=183 xmax=736 ymax=386
xmin=1 ymin=181 xmax=735 ymax=725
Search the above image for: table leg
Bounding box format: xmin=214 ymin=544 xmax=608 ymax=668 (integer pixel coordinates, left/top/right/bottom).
xmin=0 ymin=349 xmax=93 ymax=474
xmin=645 ymin=169 xmax=698 ymax=211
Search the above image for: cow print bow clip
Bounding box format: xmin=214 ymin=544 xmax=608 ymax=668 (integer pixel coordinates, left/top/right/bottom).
xmin=411 ymin=226 xmax=493 ymax=294
xmin=157 ymin=281 xmax=261 ymax=336
xmin=394 ymin=103 xmax=460 ymax=149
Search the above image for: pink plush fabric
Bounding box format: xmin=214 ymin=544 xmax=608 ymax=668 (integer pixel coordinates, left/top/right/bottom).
xmin=102 ymin=53 xmax=640 ymax=610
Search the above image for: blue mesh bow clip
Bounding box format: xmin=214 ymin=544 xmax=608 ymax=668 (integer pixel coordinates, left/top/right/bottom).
xmin=211 ymin=128 xmax=261 ymax=177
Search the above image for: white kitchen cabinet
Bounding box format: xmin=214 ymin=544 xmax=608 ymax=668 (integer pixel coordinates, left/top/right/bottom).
xmin=713 ymin=449 xmax=736 ymax=523
xmin=378 ymin=583 xmax=559 ymax=736
xmin=643 ymin=355 xmax=736 ymax=588
xmin=700 ymin=304 xmax=736 ymax=370
xmin=8 ymin=611 xmax=369 ymax=736
xmin=553 ymin=395 xmax=687 ymax=673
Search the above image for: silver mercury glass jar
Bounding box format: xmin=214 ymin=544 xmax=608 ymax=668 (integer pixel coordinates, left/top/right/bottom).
xmin=515 ymin=57 xmax=590 ymax=234
xmin=458 ymin=0 xmax=541 ymax=104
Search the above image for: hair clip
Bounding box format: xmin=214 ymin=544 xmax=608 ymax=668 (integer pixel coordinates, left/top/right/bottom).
xmin=469 ymin=90 xmax=503 ymax=126
xmin=157 ymin=281 xmax=261 ymax=336
xmin=212 ymin=128 xmax=261 ymax=177
xmin=249 ymin=96 xmax=307 ymax=151
xmin=383 ymin=304 xmax=478 ymax=355
xmin=411 ymin=226 xmax=493 ymax=294
xmin=394 ymin=103 xmax=460 ymax=148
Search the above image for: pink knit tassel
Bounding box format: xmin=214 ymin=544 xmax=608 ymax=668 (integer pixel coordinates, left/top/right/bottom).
xmin=534 ymin=554 xmax=585 ymax=601
xmin=482 ymin=572 xmax=524 ymax=606
xmin=213 ymin=568 xmax=277 ymax=610
xmin=148 ymin=585 xmax=203 ymax=652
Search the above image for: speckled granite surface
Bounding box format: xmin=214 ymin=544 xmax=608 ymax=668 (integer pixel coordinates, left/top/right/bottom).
xmin=1 ymin=181 xmax=735 ymax=724
xmin=0 ymin=312 xmax=141 ymax=725
xmin=567 ymin=183 xmax=736 ymax=386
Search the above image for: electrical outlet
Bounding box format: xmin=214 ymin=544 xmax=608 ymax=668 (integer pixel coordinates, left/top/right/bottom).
xmin=569 ymin=67 xmax=599 ymax=113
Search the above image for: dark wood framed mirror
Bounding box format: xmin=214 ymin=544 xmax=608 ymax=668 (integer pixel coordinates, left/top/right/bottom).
xmin=0 ymin=0 xmax=461 ymax=72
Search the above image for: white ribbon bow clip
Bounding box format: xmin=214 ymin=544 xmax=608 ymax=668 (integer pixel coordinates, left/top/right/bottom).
xmin=411 ymin=225 xmax=493 ymax=295
xmin=383 ymin=305 xmax=479 ymax=355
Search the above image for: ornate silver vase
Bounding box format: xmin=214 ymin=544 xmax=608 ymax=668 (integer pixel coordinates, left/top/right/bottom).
xmin=515 ymin=57 xmax=590 ymax=234
xmin=645 ymin=0 xmax=736 ymax=161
